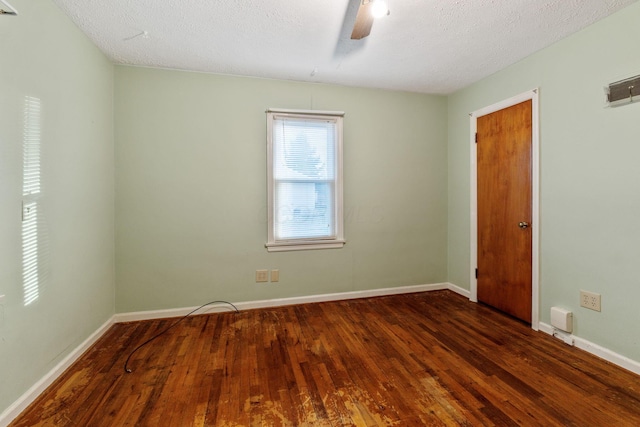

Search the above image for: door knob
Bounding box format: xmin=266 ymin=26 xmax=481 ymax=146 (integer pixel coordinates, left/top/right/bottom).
xmin=518 ymin=221 xmax=530 ymax=229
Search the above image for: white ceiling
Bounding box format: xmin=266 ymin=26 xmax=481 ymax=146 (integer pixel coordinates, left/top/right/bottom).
xmin=51 ymin=0 xmax=637 ymax=94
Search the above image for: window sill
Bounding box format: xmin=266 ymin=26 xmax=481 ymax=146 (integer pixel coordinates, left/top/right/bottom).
xmin=265 ymin=240 xmax=345 ymax=252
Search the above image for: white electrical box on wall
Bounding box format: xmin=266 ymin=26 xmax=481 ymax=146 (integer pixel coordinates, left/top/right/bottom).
xmin=550 ymin=306 xmax=573 ymax=333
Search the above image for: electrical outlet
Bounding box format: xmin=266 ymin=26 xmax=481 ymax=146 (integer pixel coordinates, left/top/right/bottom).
xmin=256 ymin=270 xmax=269 ymax=283
xmin=580 ymin=290 xmax=601 ymax=312
xmin=270 ymin=269 xmax=279 ymax=282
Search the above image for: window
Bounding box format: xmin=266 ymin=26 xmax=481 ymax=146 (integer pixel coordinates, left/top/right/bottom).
xmin=266 ymin=109 xmax=344 ymax=252
xmin=22 ymin=96 xmax=42 ymax=306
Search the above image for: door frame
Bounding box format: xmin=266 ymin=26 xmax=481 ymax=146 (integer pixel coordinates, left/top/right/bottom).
xmin=469 ymin=89 xmax=540 ymax=330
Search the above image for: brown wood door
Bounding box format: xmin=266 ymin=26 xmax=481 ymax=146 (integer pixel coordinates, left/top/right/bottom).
xmin=477 ymin=100 xmax=532 ymax=323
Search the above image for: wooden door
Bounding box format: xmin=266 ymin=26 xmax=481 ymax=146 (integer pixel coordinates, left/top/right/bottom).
xmin=477 ymin=100 xmax=532 ymax=323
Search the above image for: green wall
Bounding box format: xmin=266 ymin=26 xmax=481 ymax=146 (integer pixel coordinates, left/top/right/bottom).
xmin=448 ymin=2 xmax=640 ymax=360
xmin=114 ymin=67 xmax=448 ymax=312
xmin=0 ymin=0 xmax=115 ymax=415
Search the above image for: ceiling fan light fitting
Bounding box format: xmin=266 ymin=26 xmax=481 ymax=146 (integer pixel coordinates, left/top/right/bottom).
xmin=370 ymin=0 xmax=389 ymax=19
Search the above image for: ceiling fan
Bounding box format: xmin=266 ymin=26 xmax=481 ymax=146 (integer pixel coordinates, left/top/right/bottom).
xmin=0 ymin=0 xmax=17 ymax=15
xmin=350 ymin=0 xmax=390 ymax=40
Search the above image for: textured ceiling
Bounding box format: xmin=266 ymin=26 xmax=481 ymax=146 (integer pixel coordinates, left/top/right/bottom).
xmin=51 ymin=0 xmax=637 ymax=94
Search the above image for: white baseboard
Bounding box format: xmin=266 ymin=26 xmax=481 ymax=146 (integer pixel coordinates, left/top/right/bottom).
xmin=114 ymin=282 xmax=459 ymax=322
xmin=447 ymin=282 xmax=471 ymax=299
xmin=539 ymin=322 xmax=640 ymax=376
xmin=538 ymin=321 xmax=555 ymax=336
xmin=0 ymin=317 xmax=115 ymax=427
xmin=0 ymin=282 xmax=468 ymax=426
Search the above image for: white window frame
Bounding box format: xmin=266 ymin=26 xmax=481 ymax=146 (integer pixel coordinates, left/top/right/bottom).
xmin=266 ymin=108 xmax=345 ymax=252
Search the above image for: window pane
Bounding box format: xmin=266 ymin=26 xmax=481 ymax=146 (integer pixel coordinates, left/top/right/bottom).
xmin=273 ymin=118 xmax=335 ymax=181
xmin=275 ymin=181 xmax=334 ymax=240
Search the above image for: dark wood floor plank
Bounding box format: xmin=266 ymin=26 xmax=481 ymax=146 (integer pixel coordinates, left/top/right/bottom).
xmin=9 ymin=291 xmax=640 ymax=426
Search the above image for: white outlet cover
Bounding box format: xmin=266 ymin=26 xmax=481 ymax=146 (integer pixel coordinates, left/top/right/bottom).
xmin=580 ymin=290 xmax=601 ymax=312
xmin=256 ymin=270 xmax=269 ymax=283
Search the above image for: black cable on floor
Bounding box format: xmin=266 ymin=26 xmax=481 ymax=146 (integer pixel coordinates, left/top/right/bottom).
xmin=124 ymin=300 xmax=239 ymax=373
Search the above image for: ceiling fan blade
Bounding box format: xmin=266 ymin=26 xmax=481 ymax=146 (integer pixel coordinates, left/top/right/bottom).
xmin=351 ymin=1 xmax=374 ymax=40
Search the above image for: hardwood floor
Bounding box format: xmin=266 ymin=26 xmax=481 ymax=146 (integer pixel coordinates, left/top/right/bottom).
xmin=11 ymin=291 xmax=640 ymax=426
